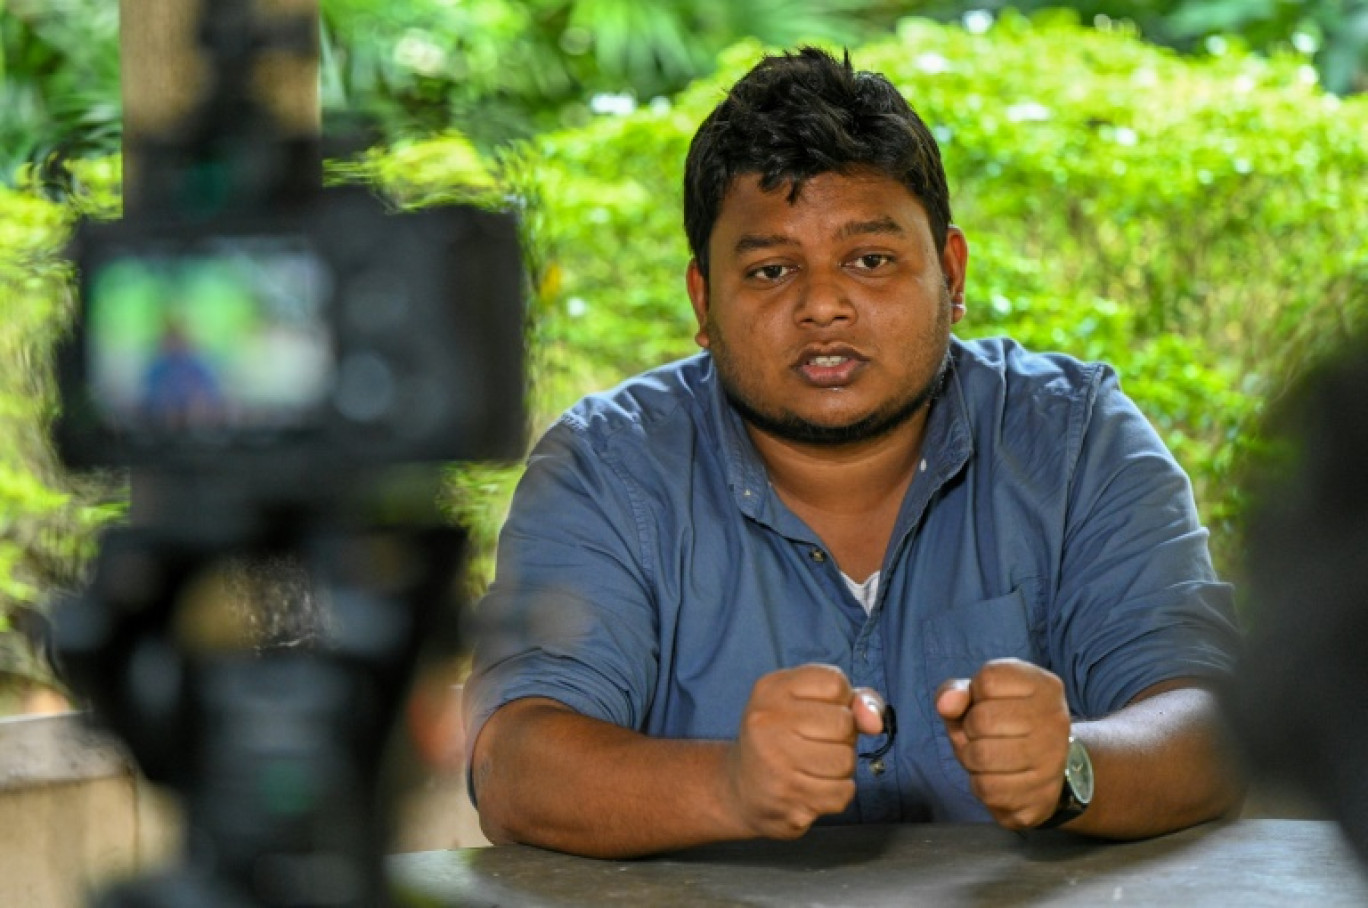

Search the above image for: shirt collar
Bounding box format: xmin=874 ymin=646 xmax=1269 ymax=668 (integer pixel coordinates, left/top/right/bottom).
xmin=704 ymin=355 xmax=772 ymax=522
xmin=897 ymin=343 xmax=975 ymax=535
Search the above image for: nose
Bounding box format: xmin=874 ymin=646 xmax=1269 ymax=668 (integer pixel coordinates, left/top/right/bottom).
xmin=794 ymin=271 xmax=855 ymax=328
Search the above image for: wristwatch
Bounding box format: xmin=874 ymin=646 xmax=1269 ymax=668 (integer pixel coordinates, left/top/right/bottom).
xmin=1038 ymin=734 xmax=1094 ymax=829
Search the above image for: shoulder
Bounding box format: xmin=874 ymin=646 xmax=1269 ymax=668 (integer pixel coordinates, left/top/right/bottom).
xmin=951 ymin=336 xmax=1113 ymax=407
xmin=948 ymin=336 xmax=1151 ymax=475
xmin=527 ymin=354 xmax=723 ymax=499
xmin=552 ymin=354 xmax=716 ymax=453
xmin=505 ymin=355 xmax=722 ymax=593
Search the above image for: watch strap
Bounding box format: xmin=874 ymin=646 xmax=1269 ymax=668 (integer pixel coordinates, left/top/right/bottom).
xmin=1037 ymin=782 xmax=1088 ymax=829
xmin=1037 ymin=734 xmax=1092 ymax=829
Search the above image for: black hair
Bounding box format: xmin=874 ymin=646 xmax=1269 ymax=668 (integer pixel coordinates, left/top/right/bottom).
xmin=683 ymin=47 xmax=952 ymax=278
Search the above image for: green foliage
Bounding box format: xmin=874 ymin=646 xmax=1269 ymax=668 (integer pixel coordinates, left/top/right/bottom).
xmin=4 ymin=0 xmax=1362 ymax=192
xmin=440 ymin=463 xmax=524 ymax=597
xmin=922 ymin=0 xmax=1368 ymax=95
xmin=0 ymin=176 xmax=123 ymax=679
xmin=1164 ymin=0 xmax=1368 ymax=94
xmin=319 ymin=0 xmax=901 ymax=151
xmin=324 ymin=131 xmax=501 ymax=207
xmin=0 ymin=0 xmax=903 ymax=188
xmin=61 ymin=155 xmax=123 ymax=219
xmin=0 ymin=0 xmax=122 ymax=183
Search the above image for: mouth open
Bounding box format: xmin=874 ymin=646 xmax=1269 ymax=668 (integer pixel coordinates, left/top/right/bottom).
xmin=796 ymin=349 xmax=866 ymax=387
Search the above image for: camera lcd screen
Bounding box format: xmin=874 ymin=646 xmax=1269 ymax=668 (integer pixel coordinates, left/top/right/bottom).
xmin=85 ymin=238 xmax=336 ymax=438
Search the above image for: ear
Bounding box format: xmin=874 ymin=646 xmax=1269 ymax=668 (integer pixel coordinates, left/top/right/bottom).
xmin=686 ymin=258 xmax=711 ymax=348
xmin=941 ymin=226 xmax=969 ymax=325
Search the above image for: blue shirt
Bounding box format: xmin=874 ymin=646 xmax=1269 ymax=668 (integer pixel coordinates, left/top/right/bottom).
xmin=464 ymin=337 xmax=1239 ymax=823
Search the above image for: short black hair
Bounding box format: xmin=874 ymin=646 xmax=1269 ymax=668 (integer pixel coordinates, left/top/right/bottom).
xmin=684 ymin=47 xmax=952 ymax=278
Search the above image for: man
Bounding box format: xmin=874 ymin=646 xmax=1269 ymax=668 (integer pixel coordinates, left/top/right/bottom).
xmin=463 ymin=47 xmax=1242 ymax=858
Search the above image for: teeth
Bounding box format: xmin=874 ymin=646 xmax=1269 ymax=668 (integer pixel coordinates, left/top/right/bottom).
xmin=811 ymin=355 xmax=848 ymax=367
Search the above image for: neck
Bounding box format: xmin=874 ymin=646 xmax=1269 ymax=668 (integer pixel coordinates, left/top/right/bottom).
xmin=745 ymin=410 xmax=928 ymax=517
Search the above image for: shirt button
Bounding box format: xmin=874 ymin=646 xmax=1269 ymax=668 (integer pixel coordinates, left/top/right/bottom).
xmin=871 ymin=758 xmax=886 ymax=776
xmin=809 ymin=548 xmax=826 ymax=563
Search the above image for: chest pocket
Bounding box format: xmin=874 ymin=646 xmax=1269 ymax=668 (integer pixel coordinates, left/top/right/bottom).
xmin=919 ymin=581 xmax=1043 ymax=815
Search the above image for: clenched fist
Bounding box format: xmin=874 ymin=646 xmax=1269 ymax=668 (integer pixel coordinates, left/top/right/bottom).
xmin=935 ymin=658 xmax=1072 ymax=829
xmin=725 ymin=664 xmax=885 ymax=839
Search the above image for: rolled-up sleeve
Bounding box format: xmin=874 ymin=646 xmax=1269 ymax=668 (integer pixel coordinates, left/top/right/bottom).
xmin=1051 ymin=369 xmax=1241 ymax=717
xmin=462 ymin=414 xmax=659 ymax=772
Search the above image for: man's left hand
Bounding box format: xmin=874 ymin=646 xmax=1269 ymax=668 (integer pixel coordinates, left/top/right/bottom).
xmin=935 ymin=658 xmax=1072 ymax=829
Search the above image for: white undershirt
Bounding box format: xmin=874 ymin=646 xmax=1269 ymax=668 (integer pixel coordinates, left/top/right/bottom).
xmin=841 ymin=570 xmax=882 ymax=615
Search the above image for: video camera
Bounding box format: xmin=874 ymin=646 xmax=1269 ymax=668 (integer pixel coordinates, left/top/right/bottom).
xmin=48 ymin=2 xmax=525 ymax=905
xmin=55 ymin=194 xmax=523 ymax=489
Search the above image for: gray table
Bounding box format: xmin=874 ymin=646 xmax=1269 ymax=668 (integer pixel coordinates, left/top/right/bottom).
xmin=389 ymin=819 xmax=1368 ymax=906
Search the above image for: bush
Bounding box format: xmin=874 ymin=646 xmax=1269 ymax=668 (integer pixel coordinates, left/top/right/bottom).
xmin=0 ymin=162 xmax=124 ymax=685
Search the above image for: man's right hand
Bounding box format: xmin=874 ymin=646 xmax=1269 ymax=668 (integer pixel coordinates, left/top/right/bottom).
xmin=471 ymin=665 xmax=885 ymax=857
xmin=724 ymin=664 xmax=886 ymax=839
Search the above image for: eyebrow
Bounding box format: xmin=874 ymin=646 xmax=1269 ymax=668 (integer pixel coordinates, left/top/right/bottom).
xmin=733 ymin=233 xmax=795 ymax=255
xmin=838 ymin=217 xmax=906 ymax=240
xmin=732 ymin=217 xmax=907 ymax=256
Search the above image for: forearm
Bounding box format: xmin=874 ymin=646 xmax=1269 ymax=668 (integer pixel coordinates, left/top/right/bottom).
xmin=1068 ymin=683 xmax=1245 ymax=839
xmin=471 ymin=697 xmax=750 ymax=858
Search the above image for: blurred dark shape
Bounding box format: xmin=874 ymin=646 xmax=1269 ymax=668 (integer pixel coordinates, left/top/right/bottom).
xmin=45 ymin=1 xmax=525 ymax=905
xmin=219 ymin=555 xmax=325 ymax=650
xmin=1233 ymin=334 xmax=1368 ymax=863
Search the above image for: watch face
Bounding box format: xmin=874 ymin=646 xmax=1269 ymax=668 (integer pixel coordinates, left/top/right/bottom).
xmin=1066 ymin=737 xmax=1095 ymax=804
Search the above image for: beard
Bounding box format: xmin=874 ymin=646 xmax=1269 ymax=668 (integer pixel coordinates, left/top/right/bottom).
xmin=718 ymin=353 xmax=949 ymax=446
xmin=708 ymin=291 xmax=953 ymax=448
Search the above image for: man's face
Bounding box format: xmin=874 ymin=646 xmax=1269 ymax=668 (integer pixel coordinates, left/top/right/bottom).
xmin=687 ymin=170 xmax=968 ymax=447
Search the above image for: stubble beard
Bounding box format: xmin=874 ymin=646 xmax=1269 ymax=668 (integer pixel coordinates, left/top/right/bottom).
xmin=709 ymin=291 xmax=954 ymax=448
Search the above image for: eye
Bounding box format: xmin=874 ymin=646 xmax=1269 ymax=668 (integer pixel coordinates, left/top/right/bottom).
xmin=747 ymin=263 xmax=794 ymax=283
xmin=849 ymin=253 xmax=894 ymax=272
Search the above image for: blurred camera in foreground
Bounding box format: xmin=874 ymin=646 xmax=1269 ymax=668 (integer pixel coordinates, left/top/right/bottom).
xmin=54 ymin=188 xmax=524 ymax=498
